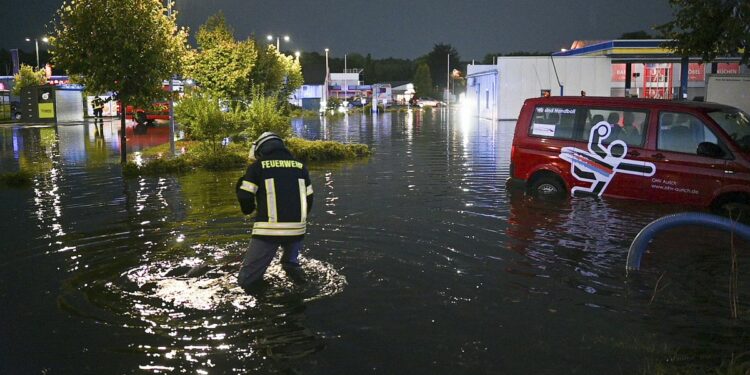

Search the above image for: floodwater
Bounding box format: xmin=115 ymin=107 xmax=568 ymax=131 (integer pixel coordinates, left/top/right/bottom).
xmin=0 ymin=112 xmax=748 ymax=374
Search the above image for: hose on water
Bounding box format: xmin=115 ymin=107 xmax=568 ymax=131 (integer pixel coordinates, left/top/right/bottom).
xmin=626 ymin=212 xmax=750 ymax=273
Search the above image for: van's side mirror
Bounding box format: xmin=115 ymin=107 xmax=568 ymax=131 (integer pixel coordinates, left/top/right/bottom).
xmin=697 ymin=142 xmax=724 ymax=158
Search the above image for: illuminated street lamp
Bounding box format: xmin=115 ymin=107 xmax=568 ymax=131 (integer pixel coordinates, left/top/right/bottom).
xmin=25 ymin=36 xmax=49 ymax=68
xmin=266 ymin=34 xmax=290 ymax=51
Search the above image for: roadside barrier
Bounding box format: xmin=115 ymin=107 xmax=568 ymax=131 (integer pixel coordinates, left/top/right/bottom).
xmin=626 ymin=212 xmax=750 ymax=273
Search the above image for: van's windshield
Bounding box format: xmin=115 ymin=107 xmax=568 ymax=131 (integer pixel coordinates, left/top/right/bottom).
xmin=708 ymin=109 xmax=750 ymax=152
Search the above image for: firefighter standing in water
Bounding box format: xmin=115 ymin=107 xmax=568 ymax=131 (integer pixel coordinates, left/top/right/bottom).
xmin=235 ymin=132 xmax=314 ymax=292
xmin=92 ymin=96 xmax=105 ymax=121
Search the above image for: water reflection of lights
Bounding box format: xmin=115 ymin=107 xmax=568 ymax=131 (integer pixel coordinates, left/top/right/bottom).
xmin=405 ymin=109 xmax=414 ymax=143
xmin=325 ymin=171 xmax=337 ymax=216
xmin=132 ymin=152 xmax=144 ymax=167
xmin=33 ymin=156 xmax=66 ymax=238
xmin=111 ymin=246 xmax=346 ymax=372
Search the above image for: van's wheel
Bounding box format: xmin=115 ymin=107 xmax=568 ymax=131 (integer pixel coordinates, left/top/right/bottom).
xmin=529 ymin=175 xmax=566 ymax=198
xmin=712 ymin=194 xmax=750 ymax=223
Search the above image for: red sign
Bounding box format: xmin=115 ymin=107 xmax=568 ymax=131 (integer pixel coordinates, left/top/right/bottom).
xmin=717 ymin=63 xmax=740 ymax=74
xmin=688 ymin=63 xmax=705 ymax=82
xmin=611 ymin=64 xmax=626 ymax=82
xmin=643 ymin=64 xmax=673 ymax=99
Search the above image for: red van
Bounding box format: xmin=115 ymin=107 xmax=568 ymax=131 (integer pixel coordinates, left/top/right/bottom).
xmin=507 ymin=97 xmax=750 ymax=212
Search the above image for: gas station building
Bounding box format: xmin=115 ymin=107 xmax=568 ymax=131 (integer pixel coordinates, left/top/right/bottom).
xmin=466 ymin=39 xmax=748 ymax=120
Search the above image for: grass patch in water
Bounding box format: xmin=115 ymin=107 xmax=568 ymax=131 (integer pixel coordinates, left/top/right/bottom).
xmin=285 ymin=137 xmax=371 ymax=162
xmin=123 ymin=157 xmax=195 ymax=177
xmin=125 ymin=138 xmax=369 ymax=176
xmin=0 ymin=170 xmax=33 ymax=187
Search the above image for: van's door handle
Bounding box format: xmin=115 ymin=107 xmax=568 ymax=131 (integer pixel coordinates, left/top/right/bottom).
xmin=651 ymin=153 xmax=665 ymax=160
xmin=627 ymin=150 xmax=640 ymax=157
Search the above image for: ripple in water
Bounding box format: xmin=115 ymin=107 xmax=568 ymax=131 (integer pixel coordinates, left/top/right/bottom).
xmin=58 ymin=242 xmax=346 ymax=373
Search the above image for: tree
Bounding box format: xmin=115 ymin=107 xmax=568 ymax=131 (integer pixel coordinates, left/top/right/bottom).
xmin=247 ymin=43 xmax=303 ymax=112
xmin=184 ymin=13 xmax=258 ymax=100
xmin=12 ymin=64 xmax=47 ymax=96
xmin=421 ymin=43 xmax=461 ymax=91
xmin=657 ymin=0 xmax=750 ymax=65
xmin=413 ymin=63 xmax=433 ymax=98
xmin=249 ymin=44 xmax=287 ymax=97
xmin=619 ymin=30 xmax=653 ymax=39
xmin=51 ymin=0 xmax=187 ymax=163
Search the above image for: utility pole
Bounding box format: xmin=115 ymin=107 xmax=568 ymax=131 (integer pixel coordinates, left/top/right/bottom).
xmin=167 ymin=0 xmax=175 ymax=156
xmin=446 ymin=53 xmax=450 ymax=108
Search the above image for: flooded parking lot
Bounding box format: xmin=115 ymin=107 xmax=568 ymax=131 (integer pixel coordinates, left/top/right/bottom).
xmin=1 ymin=111 xmax=748 ymax=374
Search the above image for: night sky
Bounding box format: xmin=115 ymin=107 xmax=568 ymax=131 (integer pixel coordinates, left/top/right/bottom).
xmin=1 ymin=0 xmax=675 ymax=60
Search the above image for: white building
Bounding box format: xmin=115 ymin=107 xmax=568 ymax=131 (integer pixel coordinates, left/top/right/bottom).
xmin=466 ymin=57 xmax=611 ymax=120
xmin=290 ymin=84 xmax=324 ymax=111
xmin=466 ymin=40 xmax=748 ymax=121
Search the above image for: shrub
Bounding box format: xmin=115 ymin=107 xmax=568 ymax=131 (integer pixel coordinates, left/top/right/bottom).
xmin=198 ymin=150 xmax=248 ymax=170
xmin=238 ymin=86 xmax=292 ymax=141
xmin=123 ymin=157 xmax=194 ymax=177
xmin=285 ymin=137 xmax=371 ymax=162
xmin=363 ymin=103 xmax=385 ymax=113
xmin=326 ymin=97 xmax=342 ymax=111
xmin=0 ymin=170 xmax=33 ymax=187
xmin=175 ymin=94 xmax=240 ymax=151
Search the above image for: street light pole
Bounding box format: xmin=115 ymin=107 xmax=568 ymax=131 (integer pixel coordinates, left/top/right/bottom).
xmin=267 ymin=35 xmax=290 ymax=52
xmin=167 ymin=0 xmax=175 ymax=156
xmin=25 ymin=37 xmax=47 ymax=68
xmin=324 ymin=48 xmax=329 ymax=110
xmin=34 ymin=39 xmax=39 ymax=68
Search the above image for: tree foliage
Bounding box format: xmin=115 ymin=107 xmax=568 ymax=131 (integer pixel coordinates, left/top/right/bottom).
xmin=12 ymin=64 xmax=47 ymax=96
xmin=249 ymin=44 xmax=303 ymax=102
xmin=174 ymin=94 xmax=223 ymax=143
xmin=619 ymin=30 xmax=653 ymax=39
xmin=413 ymin=63 xmax=433 ymax=98
xmin=657 ymin=0 xmax=750 ymax=65
xmin=184 ymin=13 xmax=258 ymax=100
xmin=50 ymin=0 xmax=187 ymax=105
xmin=239 ymin=87 xmax=292 ymax=141
xmin=421 ymin=43 xmax=461 ymax=90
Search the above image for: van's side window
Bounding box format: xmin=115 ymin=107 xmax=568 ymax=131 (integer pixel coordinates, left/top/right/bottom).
xmin=581 ymin=109 xmax=648 ymax=147
xmin=658 ymin=112 xmax=719 ymax=155
xmin=529 ymin=106 xmax=578 ymax=139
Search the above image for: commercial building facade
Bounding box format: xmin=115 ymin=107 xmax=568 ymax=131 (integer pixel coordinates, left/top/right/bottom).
xmin=466 ymin=40 xmax=748 ymax=120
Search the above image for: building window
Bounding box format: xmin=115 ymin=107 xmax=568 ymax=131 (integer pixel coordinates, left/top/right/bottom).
xmin=485 ymin=90 xmax=489 ymax=109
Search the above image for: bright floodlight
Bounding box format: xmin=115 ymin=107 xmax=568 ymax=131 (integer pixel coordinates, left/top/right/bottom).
xmin=25 ymin=38 xmax=31 ymax=42
xmin=325 ymin=48 xmax=329 ymax=52
xmin=294 ymin=51 xmax=301 ymax=57
xmin=283 ymin=35 xmax=290 ymax=42
xmin=266 ymin=35 xmax=273 ymax=41
xmin=42 ymin=37 xmax=49 ymax=43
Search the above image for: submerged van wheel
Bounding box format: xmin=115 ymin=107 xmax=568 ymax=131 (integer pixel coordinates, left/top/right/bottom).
xmin=529 ymin=175 xmax=565 ymax=198
xmin=712 ymin=194 xmax=750 ymax=224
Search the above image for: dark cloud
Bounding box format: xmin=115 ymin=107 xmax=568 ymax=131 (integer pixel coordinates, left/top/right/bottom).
xmin=0 ymin=0 xmax=674 ymax=59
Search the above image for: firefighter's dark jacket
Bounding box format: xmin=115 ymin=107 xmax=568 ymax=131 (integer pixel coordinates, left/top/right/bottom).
xmin=236 ymin=146 xmax=313 ymax=242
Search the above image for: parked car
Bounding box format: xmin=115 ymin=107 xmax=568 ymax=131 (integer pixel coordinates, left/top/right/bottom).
xmin=507 ymin=96 xmax=750 ymax=212
xmin=416 ymin=97 xmax=444 ymax=108
xmin=117 ymin=101 xmax=170 ymax=126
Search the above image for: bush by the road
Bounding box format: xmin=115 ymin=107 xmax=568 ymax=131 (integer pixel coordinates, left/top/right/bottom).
xmin=123 ymin=138 xmax=370 ymax=176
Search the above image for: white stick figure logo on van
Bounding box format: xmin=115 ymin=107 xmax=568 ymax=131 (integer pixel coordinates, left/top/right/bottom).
xmin=560 ymin=122 xmax=656 ymax=197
